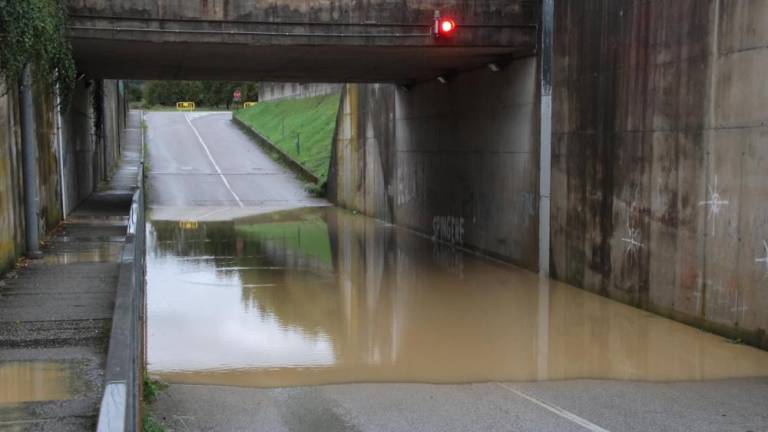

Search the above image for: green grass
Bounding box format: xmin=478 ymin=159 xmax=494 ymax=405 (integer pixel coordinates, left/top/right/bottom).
xmin=234 ymin=92 xmax=341 ymax=184
xmin=143 ymin=376 xmax=167 ymax=404
xmin=142 ymin=376 xmax=168 ymax=432
xmin=142 ymin=413 xmax=165 ymax=432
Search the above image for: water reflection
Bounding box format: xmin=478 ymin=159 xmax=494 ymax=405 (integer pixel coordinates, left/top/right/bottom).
xmin=147 ymin=207 xmax=768 ymax=387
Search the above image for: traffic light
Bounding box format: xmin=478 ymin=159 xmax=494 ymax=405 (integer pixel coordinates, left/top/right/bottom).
xmin=433 ymin=11 xmax=458 ymax=39
xmin=439 ymin=18 xmax=457 ymax=35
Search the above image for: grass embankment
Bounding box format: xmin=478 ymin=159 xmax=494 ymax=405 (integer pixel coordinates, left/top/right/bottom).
xmin=234 ymin=92 xmax=341 ymax=184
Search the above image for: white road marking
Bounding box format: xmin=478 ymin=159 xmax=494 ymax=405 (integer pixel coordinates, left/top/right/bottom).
xmin=184 ymin=113 xmax=244 ymax=208
xmin=497 ymin=383 xmax=612 ymax=432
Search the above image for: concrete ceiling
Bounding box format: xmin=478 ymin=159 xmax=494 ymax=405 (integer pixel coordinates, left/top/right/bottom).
xmin=71 ymin=38 xmax=536 ymax=83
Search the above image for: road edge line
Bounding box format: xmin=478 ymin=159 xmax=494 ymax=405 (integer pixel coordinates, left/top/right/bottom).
xmin=496 ymin=383 xmax=611 ymax=432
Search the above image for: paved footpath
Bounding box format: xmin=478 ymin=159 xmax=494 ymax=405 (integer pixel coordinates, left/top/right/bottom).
xmin=0 ymin=111 xmax=142 ymax=431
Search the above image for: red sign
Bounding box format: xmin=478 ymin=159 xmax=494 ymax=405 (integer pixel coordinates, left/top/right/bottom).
xmin=233 ymin=89 xmax=242 ymax=101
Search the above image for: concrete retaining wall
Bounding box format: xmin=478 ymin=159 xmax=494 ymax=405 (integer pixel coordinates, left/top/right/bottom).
xmin=551 ymin=0 xmax=768 ymax=349
xmin=0 ymin=73 xmax=64 ymax=268
xmin=259 ymin=83 xmax=343 ymax=102
xmin=0 ymin=76 xmax=125 ymax=275
xmin=0 ymin=80 xmax=25 ymax=273
xmin=329 ymin=57 xmax=540 ymax=270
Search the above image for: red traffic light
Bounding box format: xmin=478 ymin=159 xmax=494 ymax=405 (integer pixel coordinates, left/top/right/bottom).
xmin=434 ymin=17 xmax=458 ymax=38
xmin=441 ymin=19 xmax=456 ymax=34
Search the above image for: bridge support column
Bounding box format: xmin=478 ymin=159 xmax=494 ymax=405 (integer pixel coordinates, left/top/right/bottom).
xmin=538 ymin=0 xmax=554 ymax=276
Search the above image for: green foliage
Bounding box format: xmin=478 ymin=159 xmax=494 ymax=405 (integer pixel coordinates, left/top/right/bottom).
xmin=142 ymin=413 xmax=165 ymax=432
xmin=143 ymin=80 xmax=259 ymax=108
xmin=143 ymin=375 xmax=167 ymax=404
xmin=234 ymin=92 xmax=341 ymax=183
xmin=0 ymin=0 xmax=76 ymax=110
xmin=125 ymin=80 xmax=144 ymax=103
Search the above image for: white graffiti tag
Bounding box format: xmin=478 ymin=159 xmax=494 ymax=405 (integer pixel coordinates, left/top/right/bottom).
xmin=698 ymin=176 xmax=730 ymax=236
xmin=622 ymin=217 xmax=644 ymax=260
xmin=756 ymin=239 xmax=768 ymax=279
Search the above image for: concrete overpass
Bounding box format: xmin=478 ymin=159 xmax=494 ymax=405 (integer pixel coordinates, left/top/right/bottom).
xmin=68 ymin=0 xmax=540 ymax=82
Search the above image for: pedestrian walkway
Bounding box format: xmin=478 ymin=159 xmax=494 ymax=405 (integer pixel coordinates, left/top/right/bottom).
xmin=0 ymin=111 xmax=142 ymax=431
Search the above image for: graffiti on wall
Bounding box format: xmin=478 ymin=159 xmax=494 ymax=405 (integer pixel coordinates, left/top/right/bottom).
xmin=698 ymin=175 xmax=730 ymax=236
xmin=432 ymin=216 xmax=464 ymax=245
xmin=622 ymin=217 xmax=644 ymax=261
xmin=622 ymin=186 xmax=644 ymax=262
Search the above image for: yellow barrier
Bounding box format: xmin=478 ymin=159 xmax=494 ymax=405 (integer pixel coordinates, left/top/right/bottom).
xmin=178 ymin=221 xmax=199 ymax=230
xmin=243 ymin=101 xmax=258 ymax=108
xmin=176 ymin=101 xmax=196 ymax=111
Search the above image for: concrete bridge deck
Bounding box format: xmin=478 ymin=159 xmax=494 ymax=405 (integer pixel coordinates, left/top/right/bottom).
xmin=68 ymin=0 xmax=539 ymax=82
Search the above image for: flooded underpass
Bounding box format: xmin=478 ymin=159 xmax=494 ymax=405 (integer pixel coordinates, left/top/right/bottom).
xmin=146 ymin=206 xmax=768 ymax=387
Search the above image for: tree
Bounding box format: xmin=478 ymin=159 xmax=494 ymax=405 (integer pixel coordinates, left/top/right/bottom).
xmin=143 ymin=80 xmax=260 ymax=108
xmin=0 ymin=0 xmax=76 ymax=110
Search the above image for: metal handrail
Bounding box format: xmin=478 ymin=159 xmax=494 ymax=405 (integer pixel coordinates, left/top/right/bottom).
xmin=96 ymin=114 xmax=146 ymax=432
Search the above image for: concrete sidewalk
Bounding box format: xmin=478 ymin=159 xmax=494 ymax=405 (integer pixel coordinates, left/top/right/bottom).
xmin=0 ymin=111 xmax=142 ymax=431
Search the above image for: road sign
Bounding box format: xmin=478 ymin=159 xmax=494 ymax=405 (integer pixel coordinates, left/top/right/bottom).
xmin=176 ymin=101 xmax=195 ymax=111
xmin=233 ymin=89 xmax=242 ymax=101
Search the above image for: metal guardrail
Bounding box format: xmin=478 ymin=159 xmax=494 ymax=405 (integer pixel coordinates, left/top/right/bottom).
xmin=96 ymin=116 xmax=146 ymax=432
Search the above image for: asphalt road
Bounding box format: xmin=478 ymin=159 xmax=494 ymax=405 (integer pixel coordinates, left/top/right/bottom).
xmin=144 ymin=111 xmax=768 ymax=432
xmin=145 ymin=111 xmax=324 ymax=214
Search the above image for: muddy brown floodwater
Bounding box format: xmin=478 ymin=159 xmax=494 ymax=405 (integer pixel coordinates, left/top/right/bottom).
xmin=0 ymin=362 xmax=76 ymax=404
xmin=146 ymin=206 xmax=768 ymax=387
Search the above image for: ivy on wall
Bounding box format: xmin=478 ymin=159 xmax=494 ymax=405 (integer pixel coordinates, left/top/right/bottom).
xmin=0 ymin=0 xmax=75 ymax=110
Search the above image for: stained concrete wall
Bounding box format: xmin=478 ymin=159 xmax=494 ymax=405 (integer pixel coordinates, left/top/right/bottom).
xmin=102 ymin=80 xmax=124 ymax=180
xmin=0 ymin=80 xmax=25 ymax=273
xmin=260 ymin=82 xmax=343 ymax=102
xmin=329 ymin=57 xmax=540 ymax=269
xmin=69 ymin=0 xmax=537 ymax=27
xmin=0 ymin=76 xmax=125 ymax=275
xmin=0 ymin=74 xmax=63 ymax=270
xmin=62 ymin=79 xmax=97 ymax=210
xmin=33 ymin=77 xmax=63 ymax=233
xmin=551 ymin=0 xmax=768 ymax=349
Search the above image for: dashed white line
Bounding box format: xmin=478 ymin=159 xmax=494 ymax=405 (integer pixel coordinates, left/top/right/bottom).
xmin=184 ymin=113 xmax=244 ymax=208
xmin=497 ymin=383 xmax=612 ymax=432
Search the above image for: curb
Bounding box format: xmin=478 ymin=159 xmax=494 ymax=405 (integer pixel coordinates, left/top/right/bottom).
xmin=231 ymin=115 xmax=319 ymax=184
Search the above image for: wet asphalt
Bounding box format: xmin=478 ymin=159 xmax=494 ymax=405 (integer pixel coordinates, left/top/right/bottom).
xmin=144 ymin=112 xmax=768 ymax=432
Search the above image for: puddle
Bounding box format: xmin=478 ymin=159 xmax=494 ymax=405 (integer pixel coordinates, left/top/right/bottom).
xmin=43 ymin=244 xmax=125 ymax=264
xmin=63 ymin=216 xmax=129 ymax=226
xmin=146 ymin=207 xmax=768 ymax=387
xmin=54 ymin=236 xmax=126 ymax=243
xmin=0 ymin=362 xmax=77 ymax=404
